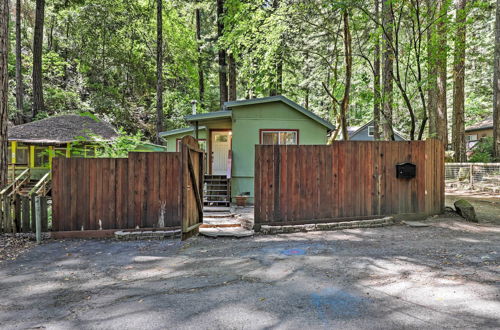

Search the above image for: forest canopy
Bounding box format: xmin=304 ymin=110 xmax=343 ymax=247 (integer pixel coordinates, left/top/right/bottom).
xmin=2 ymin=0 xmax=500 ymax=158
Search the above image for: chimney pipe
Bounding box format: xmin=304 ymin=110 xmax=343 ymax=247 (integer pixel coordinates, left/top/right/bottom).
xmin=191 ymin=100 xmax=197 ymax=115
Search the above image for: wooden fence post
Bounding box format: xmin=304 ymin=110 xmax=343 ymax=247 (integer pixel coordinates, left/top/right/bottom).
xmin=35 ymin=196 xmax=41 ymax=244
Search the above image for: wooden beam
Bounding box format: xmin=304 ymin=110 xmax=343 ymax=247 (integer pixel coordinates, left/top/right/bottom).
xmin=187 ymin=151 xmax=203 ymax=217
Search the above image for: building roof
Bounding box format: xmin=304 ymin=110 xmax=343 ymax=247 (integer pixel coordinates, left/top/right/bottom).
xmin=465 ymin=116 xmax=493 ymax=132
xmin=159 ymin=126 xmax=207 ymax=137
xmin=224 ymin=96 xmax=335 ymax=131
xmin=8 ymin=114 xmax=118 ymax=144
xmin=348 ymin=120 xmax=407 ymax=140
xmin=185 ymin=111 xmax=232 ymax=122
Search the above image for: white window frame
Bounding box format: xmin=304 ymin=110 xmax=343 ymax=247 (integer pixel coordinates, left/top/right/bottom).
xmin=368 ymin=126 xmax=375 ymax=136
xmin=260 ymin=130 xmax=298 ymax=145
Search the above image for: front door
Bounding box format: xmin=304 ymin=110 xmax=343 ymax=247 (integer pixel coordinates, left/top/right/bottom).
xmin=211 ymin=131 xmax=231 ymax=175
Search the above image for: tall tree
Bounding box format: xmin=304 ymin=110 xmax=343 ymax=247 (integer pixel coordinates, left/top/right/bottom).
xmin=381 ymin=0 xmax=394 ymax=140
xmin=32 ymin=0 xmax=45 ymax=119
xmin=436 ymin=0 xmax=449 ymax=145
xmin=228 ymin=53 xmax=237 ymax=100
xmin=0 ymin=0 xmax=9 ymax=187
xmin=156 ymin=0 xmax=164 ymax=143
xmin=373 ymin=0 xmax=381 ymax=140
xmin=15 ymin=0 xmax=24 ymax=124
xmin=217 ymin=0 xmax=228 ymax=107
xmin=339 ymin=9 xmax=352 ymax=141
xmin=452 ymin=0 xmax=467 ymax=162
xmin=195 ymin=7 xmax=205 ymax=105
xmin=427 ymin=0 xmax=438 ymax=139
xmin=493 ymin=0 xmax=500 ymax=160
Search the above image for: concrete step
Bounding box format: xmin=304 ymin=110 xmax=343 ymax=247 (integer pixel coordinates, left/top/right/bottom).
xmin=203 ymin=206 xmax=231 ymax=213
xmin=204 ymin=212 xmax=235 ymax=218
xmin=199 ymin=226 xmax=254 ymax=238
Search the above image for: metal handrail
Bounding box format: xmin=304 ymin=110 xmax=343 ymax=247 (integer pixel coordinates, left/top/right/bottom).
xmin=30 ymin=171 xmax=51 ymax=196
xmin=226 ymin=150 xmax=232 ymax=179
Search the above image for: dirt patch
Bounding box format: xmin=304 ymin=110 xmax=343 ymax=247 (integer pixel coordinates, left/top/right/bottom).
xmin=446 ymin=193 xmax=500 ymax=225
xmin=0 ymin=234 xmax=35 ymax=263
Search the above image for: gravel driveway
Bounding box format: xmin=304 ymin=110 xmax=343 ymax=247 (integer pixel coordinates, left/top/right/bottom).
xmin=1 ymin=212 xmax=499 ymax=329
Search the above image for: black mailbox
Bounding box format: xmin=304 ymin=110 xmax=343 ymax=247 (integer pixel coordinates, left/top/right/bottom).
xmin=396 ymin=162 xmax=416 ymax=179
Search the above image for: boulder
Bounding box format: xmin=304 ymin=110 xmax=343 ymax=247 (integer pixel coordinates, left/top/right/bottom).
xmin=454 ymin=199 xmax=478 ymax=223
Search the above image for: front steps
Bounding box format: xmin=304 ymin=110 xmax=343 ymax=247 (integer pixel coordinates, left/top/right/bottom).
xmin=204 ymin=175 xmax=230 ymax=207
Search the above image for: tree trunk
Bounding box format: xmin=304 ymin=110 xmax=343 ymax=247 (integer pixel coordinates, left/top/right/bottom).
xmin=228 ymin=53 xmax=237 ymax=100
xmin=427 ymin=0 xmax=438 ymax=139
xmin=493 ymin=0 xmax=500 ymax=160
xmin=15 ymin=0 xmax=24 ymax=124
xmin=381 ymin=0 xmax=394 ymax=140
xmin=0 ymin=0 xmax=9 ymax=187
xmin=373 ymin=0 xmax=381 ymax=140
xmin=452 ymin=0 xmax=467 ymax=162
xmin=195 ymin=8 xmax=205 ymax=106
xmin=436 ymin=0 xmax=449 ymax=145
xmin=340 ymin=10 xmax=352 ymax=141
xmin=217 ymin=0 xmax=228 ymax=108
xmin=156 ymin=0 xmax=164 ymax=143
xmin=32 ymin=0 xmax=45 ymax=119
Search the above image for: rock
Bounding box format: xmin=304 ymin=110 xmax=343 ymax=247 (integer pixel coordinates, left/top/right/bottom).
xmin=454 ymin=199 xmax=478 ymax=223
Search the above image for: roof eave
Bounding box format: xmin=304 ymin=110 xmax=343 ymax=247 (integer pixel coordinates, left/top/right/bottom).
xmin=465 ymin=126 xmax=493 ymax=132
xmin=184 ymin=111 xmax=232 ymax=122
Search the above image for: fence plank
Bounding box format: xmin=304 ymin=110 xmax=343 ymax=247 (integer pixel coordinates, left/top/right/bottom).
xmin=254 ymin=140 xmax=444 ymax=225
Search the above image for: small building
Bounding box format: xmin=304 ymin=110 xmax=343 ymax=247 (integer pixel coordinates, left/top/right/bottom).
xmin=160 ymin=96 xmax=335 ymax=204
xmin=347 ymin=120 xmax=406 ymax=141
xmin=465 ymin=115 xmax=493 ymax=149
xmin=7 ymin=115 xmax=119 ymax=178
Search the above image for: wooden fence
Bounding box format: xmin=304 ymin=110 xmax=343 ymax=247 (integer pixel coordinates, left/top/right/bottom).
xmin=52 ymin=137 xmax=203 ymax=239
xmin=0 ymin=194 xmax=50 ymax=233
xmin=254 ymin=140 xmax=444 ymax=225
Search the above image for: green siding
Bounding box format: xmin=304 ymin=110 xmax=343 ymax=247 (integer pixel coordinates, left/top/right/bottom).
xmin=164 ymin=129 xmax=208 ymax=152
xmin=231 ymin=101 xmax=328 ymax=202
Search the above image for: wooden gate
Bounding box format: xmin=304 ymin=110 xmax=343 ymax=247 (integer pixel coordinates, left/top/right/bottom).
xmin=254 ymin=140 xmax=444 ymax=225
xmin=51 ymin=137 xmax=203 ymax=240
xmin=180 ymin=136 xmax=204 ymax=239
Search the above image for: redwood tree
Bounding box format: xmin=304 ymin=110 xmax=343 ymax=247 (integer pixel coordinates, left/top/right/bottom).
xmin=156 ymin=0 xmax=164 ymax=143
xmin=32 ymin=0 xmax=45 ymax=119
xmin=0 ymin=0 xmax=9 ymax=187
xmin=452 ymin=0 xmax=467 ymax=162
xmin=373 ymin=0 xmax=381 ymax=140
xmin=493 ymin=0 xmax=500 ymax=160
xmin=217 ymin=0 xmax=228 ymax=107
xmin=381 ymin=0 xmax=394 ymax=140
xmin=15 ymin=0 xmax=24 ymax=124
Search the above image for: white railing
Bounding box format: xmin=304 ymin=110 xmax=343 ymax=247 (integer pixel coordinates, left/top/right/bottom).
xmin=445 ymin=163 xmax=500 ymax=193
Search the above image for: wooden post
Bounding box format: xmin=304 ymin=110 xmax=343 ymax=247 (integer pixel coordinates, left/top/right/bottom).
xmin=469 ymin=163 xmax=474 ymax=189
xmin=195 ymin=121 xmax=199 ymax=140
xmin=35 ymin=196 xmax=41 ymax=243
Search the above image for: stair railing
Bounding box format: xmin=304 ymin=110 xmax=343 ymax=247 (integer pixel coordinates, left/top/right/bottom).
xmin=29 ymin=171 xmax=51 ymax=196
xmin=0 ymin=168 xmax=30 ymax=197
xmin=226 ymin=150 xmax=232 ymax=179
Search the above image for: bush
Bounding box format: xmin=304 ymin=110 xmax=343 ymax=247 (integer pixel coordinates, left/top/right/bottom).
xmin=469 ymin=137 xmax=494 ymax=163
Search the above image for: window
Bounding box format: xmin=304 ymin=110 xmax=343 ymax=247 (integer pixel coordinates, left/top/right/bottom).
xmin=260 ymin=130 xmax=298 ymax=145
xmin=466 ymin=134 xmax=478 ymax=142
xmin=176 ymin=138 xmax=207 ymax=152
xmin=34 ymin=147 xmax=49 ymax=168
xmin=368 ymin=126 xmax=374 ymax=136
xmin=16 ymin=143 xmax=29 ymax=165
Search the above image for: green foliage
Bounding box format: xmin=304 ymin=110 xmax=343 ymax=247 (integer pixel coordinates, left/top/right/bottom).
xmin=95 ymin=129 xmax=145 ymax=158
xmin=469 ymin=137 xmax=495 ymax=162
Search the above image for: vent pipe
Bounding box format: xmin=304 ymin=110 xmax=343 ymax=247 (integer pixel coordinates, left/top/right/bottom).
xmin=191 ymin=100 xmax=197 ymax=115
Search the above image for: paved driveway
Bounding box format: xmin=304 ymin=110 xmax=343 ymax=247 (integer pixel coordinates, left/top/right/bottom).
xmin=1 ymin=214 xmax=499 ymax=329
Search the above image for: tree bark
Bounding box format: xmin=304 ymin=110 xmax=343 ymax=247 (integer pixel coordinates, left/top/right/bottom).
xmin=228 ymin=53 xmax=237 ymax=100
xmin=32 ymin=0 xmax=45 ymax=119
xmin=493 ymin=0 xmax=500 ymax=160
xmin=340 ymin=10 xmax=352 ymax=141
xmin=195 ymin=8 xmax=205 ymax=106
xmin=452 ymin=0 xmax=467 ymax=162
xmin=436 ymin=0 xmax=449 ymax=145
xmin=373 ymin=0 xmax=381 ymax=140
xmin=155 ymin=0 xmax=164 ymax=143
xmin=0 ymin=0 xmax=9 ymax=187
xmin=427 ymin=0 xmax=438 ymax=139
xmin=15 ymin=0 xmax=24 ymax=124
xmin=381 ymin=0 xmax=394 ymax=140
xmin=217 ymin=0 xmax=228 ymax=108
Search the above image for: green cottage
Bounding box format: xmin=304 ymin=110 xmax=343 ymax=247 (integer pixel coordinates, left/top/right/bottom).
xmin=160 ymin=96 xmax=334 ymax=204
